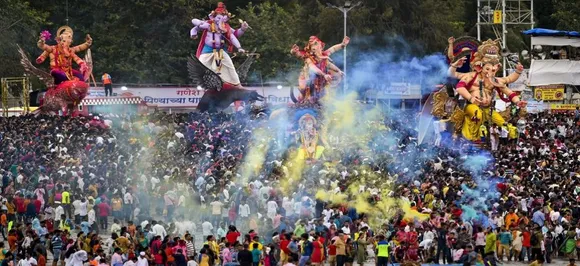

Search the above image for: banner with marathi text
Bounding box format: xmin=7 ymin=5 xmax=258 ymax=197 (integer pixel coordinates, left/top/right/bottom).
xmin=525 ymin=100 xmax=549 ymax=113
xmin=87 ymin=86 xmax=293 ymax=108
xmin=550 ymin=104 xmax=579 ymax=111
xmin=534 ymin=85 xmax=565 ymax=101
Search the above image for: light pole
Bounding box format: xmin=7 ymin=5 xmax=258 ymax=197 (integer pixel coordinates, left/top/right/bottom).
xmin=326 ymin=1 xmax=361 ymax=94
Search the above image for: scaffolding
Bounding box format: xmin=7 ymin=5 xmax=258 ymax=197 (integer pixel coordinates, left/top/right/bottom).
xmin=1 ymin=77 xmax=31 ymax=116
xmin=477 ymin=0 xmax=534 ymax=75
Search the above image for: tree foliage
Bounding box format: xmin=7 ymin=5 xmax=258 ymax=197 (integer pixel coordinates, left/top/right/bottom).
xmin=0 ymin=0 xmax=48 ymax=81
xmin=0 ymin=0 xmax=577 ymax=86
xmin=551 ymin=0 xmax=580 ymax=30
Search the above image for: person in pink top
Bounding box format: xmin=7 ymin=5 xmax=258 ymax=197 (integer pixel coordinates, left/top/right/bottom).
xmin=221 ymin=242 xmax=233 ymax=264
xmin=173 ymin=239 xmax=189 ymax=258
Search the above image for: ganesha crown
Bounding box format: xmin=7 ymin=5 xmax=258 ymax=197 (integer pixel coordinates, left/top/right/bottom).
xmin=478 ymin=39 xmax=501 ymax=57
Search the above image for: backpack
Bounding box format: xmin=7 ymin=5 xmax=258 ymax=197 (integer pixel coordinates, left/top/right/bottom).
xmin=530 ymin=233 xmax=539 ymax=246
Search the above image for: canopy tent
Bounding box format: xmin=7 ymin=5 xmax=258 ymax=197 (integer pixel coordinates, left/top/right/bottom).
xmin=527 ymin=60 xmax=580 ymax=86
xmin=523 ymin=28 xmax=580 ymax=37
xmin=523 ymin=29 xmax=580 ymax=86
xmin=523 ymin=28 xmax=580 ymax=47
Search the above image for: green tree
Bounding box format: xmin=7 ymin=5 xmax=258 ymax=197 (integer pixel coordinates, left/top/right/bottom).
xmin=0 ymin=0 xmax=48 ymax=82
xmin=236 ymin=2 xmax=305 ymax=82
xmin=551 ymin=0 xmax=580 ymax=30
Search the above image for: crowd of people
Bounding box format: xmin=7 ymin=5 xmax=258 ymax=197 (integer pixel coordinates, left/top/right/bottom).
xmin=0 ymin=106 xmax=579 ymax=266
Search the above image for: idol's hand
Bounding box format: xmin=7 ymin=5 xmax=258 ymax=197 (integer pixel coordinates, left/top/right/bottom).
xmin=448 ymin=36 xmax=455 ymax=44
xmin=324 ymin=74 xmax=333 ymax=82
xmin=241 ymin=21 xmax=250 ymax=31
xmin=516 ymin=100 xmax=527 ymax=108
xmin=469 ymin=95 xmax=482 ymax=106
xmin=291 ymin=44 xmax=300 ymax=54
xmin=86 ymin=34 xmax=93 ymax=46
xmin=452 ymin=57 xmax=467 ymax=68
xmin=79 ymin=62 xmax=88 ymax=74
xmin=342 ymin=36 xmax=350 ymax=46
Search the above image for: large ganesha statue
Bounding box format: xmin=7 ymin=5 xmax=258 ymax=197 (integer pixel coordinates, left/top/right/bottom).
xmin=289 ymin=36 xmax=349 ymax=104
xmin=431 ymin=37 xmax=527 ymax=142
xmin=18 ymin=25 xmax=93 ymax=115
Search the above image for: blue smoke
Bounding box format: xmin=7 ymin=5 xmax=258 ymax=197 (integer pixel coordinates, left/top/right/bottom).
xmin=343 ymin=40 xmax=449 ymax=97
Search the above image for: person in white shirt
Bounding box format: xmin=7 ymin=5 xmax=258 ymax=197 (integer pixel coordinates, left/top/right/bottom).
xmin=500 ymin=125 xmax=509 ymax=146
xmin=239 ymin=200 xmax=251 ymax=218
xmin=124 ymin=258 xmax=137 ymax=266
xmin=282 ymin=197 xmax=294 ymax=219
xmin=27 ymin=255 xmax=37 ymax=266
xmin=322 ymin=207 xmax=334 ymax=223
xmin=550 ymin=210 xmax=561 ymax=223
xmin=136 ymin=252 xmax=148 ymax=266
xmin=78 ymin=198 xmax=88 ymax=222
xmin=187 ymin=258 xmax=199 ymax=266
xmin=202 ymin=220 xmax=213 ymax=239
xmin=54 ymin=202 xmax=64 ymax=222
xmin=151 ymin=221 xmax=167 ymax=239
xmin=72 ymin=199 xmax=82 ymax=224
xmin=124 ymin=189 xmax=134 ymax=222
xmin=17 ymin=256 xmax=31 ymax=266
xmin=173 ymin=219 xmax=196 ymax=236
xmin=266 ymin=199 xmax=278 ymax=221
xmin=341 ymin=222 xmax=351 ymax=236
xmin=433 ymin=120 xmax=443 ymax=147
xmin=111 ymin=219 xmax=122 ymax=235
xmin=88 ymin=208 xmax=96 ymax=232
xmin=474 ymin=229 xmax=486 ymax=254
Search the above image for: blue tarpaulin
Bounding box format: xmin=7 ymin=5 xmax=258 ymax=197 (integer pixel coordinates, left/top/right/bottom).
xmin=523 ymin=28 xmax=580 ymax=37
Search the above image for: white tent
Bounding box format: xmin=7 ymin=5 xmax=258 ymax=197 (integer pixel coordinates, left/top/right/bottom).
xmin=524 ymin=28 xmax=580 ymax=86
xmin=528 ymin=60 xmax=580 ymax=86
xmin=531 ymin=36 xmax=580 ymax=48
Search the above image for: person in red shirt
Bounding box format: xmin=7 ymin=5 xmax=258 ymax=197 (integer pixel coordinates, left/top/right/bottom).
xmin=0 ymin=211 xmax=7 ymax=239
xmin=97 ymin=200 xmax=111 ymax=230
xmin=7 ymin=230 xmax=18 ymax=251
xmin=311 ymin=234 xmax=325 ymax=265
xmin=165 ymin=244 xmax=175 ymax=265
xmin=37 ymin=250 xmax=47 ymax=266
xmin=14 ymin=195 xmax=25 ymax=222
xmin=280 ymin=233 xmax=292 ymax=265
xmin=521 ymin=227 xmax=532 ymax=262
xmin=328 ymin=239 xmax=337 ymax=266
xmin=226 ymin=226 xmax=241 ymax=245
xmin=33 ymin=196 xmax=42 ymax=214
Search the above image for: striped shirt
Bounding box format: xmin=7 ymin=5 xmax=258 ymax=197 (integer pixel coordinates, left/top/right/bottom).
xmin=51 ymin=236 xmax=63 ymax=251
xmin=186 ymin=240 xmax=195 ymax=257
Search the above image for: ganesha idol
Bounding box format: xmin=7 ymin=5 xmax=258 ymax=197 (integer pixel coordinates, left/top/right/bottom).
xmin=37 ymin=26 xmax=92 ymax=87
xmin=19 ymin=25 xmax=93 ymax=115
xmin=190 ymin=2 xmax=249 ymax=89
xmin=290 ymin=36 xmax=350 ymax=103
xmin=295 ymin=113 xmax=325 ymax=160
xmin=430 ymin=38 xmax=527 ymax=142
